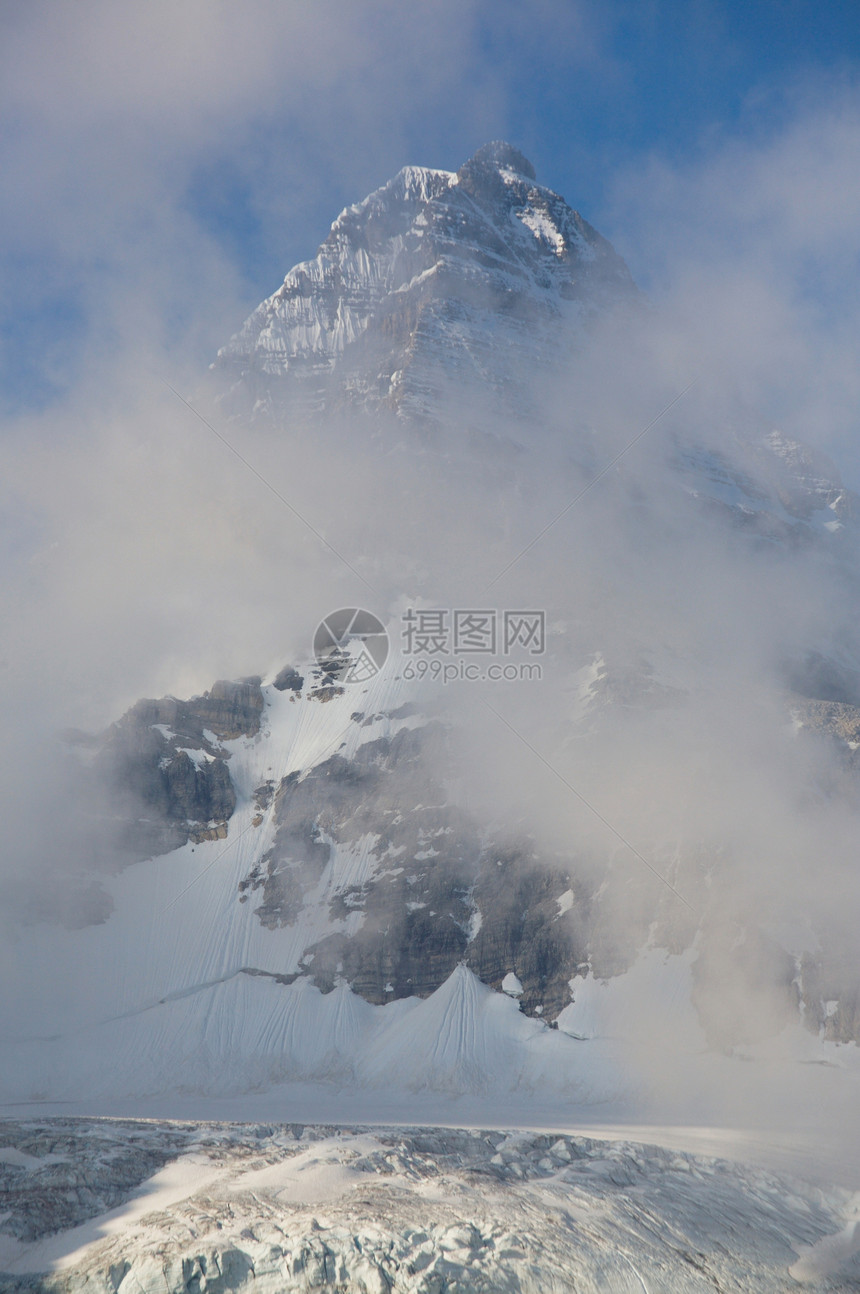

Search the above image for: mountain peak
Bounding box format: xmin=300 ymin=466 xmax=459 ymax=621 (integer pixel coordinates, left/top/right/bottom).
xmin=216 ymin=144 xmax=636 ymax=424
xmin=462 ymin=140 xmax=537 ymax=181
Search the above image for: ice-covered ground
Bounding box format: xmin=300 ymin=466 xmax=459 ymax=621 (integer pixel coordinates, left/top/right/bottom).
xmin=1 ymin=1118 xmax=859 ymax=1292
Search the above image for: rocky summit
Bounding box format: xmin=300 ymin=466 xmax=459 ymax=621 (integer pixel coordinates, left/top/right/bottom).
xmin=215 ymin=142 xmax=637 ymax=423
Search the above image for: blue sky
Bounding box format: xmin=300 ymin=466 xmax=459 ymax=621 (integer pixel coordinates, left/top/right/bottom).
xmin=1 ymin=0 xmax=859 ymax=420
xmin=185 ymin=1 xmax=860 ymax=294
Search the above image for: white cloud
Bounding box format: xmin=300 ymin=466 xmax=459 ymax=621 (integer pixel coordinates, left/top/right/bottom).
xmin=2 ymin=4 xmax=860 ymax=1133
xmin=605 ymin=83 xmax=860 ymax=473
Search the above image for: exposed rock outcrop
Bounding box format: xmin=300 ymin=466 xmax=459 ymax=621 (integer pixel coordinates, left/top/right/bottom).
xmin=78 ymin=677 xmax=264 ymax=865
xmin=239 ymin=722 xmax=590 ymax=1020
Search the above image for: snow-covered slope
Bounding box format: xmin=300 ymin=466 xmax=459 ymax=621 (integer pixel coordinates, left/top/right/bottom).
xmin=6 ymin=633 xmax=860 ymax=1115
xmin=2 ymin=648 xmax=623 ymax=1105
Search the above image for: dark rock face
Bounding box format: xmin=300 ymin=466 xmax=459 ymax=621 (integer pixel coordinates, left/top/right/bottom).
xmin=89 ymin=677 xmax=264 ymax=864
xmin=164 ymin=750 xmax=236 ymax=830
xmin=272 ymin=665 xmax=304 ymax=692
xmin=232 ymin=706 xmax=824 ymax=1044
xmin=109 ymin=678 xmax=263 ymax=748
xmin=179 ymin=678 xmax=264 ymax=740
xmin=239 ymin=722 xmax=590 ymax=1019
xmin=466 ymin=140 xmax=537 ymax=180
xmin=469 ymin=846 xmax=583 ymax=1020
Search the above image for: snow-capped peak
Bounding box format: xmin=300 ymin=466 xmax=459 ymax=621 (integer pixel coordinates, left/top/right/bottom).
xmin=215 ymin=142 xmax=637 ymax=422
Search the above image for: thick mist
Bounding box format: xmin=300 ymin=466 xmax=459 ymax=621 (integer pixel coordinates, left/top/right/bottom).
xmin=2 ymin=6 xmax=860 ymax=1143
